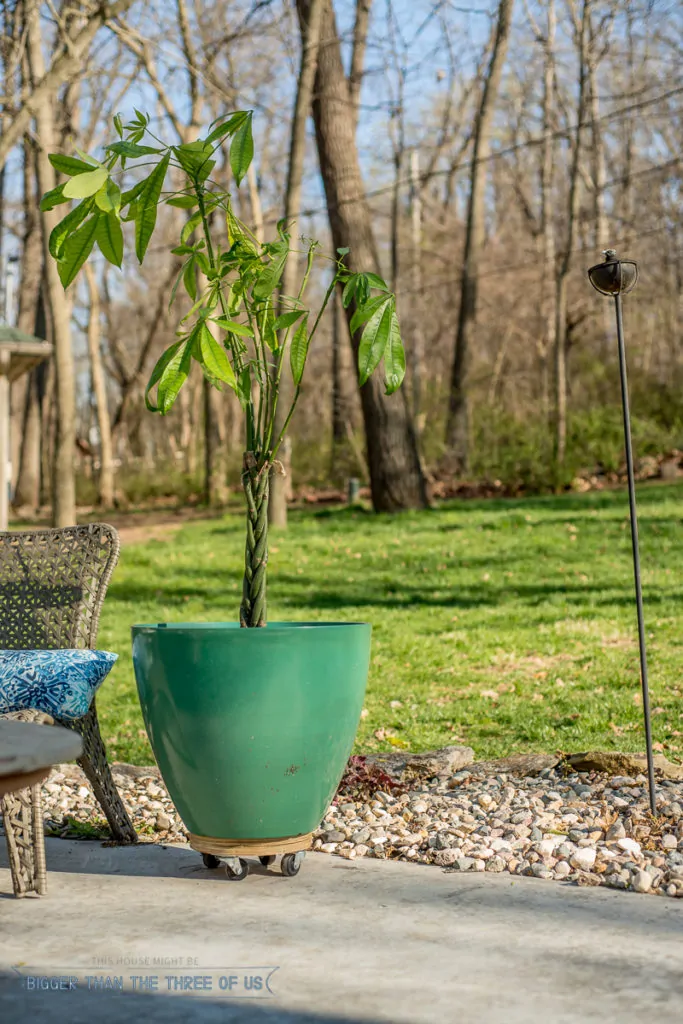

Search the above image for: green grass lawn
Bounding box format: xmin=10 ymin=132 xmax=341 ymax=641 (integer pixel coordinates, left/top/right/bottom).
xmin=96 ymin=481 xmax=683 ymax=766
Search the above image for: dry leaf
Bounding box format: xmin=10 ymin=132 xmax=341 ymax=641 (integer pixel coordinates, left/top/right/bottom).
xmin=390 ymin=700 xmax=403 ymax=709
xmin=360 ymin=708 xmax=369 ymax=719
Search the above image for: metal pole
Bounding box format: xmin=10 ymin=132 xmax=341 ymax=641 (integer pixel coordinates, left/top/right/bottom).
xmin=614 ymin=293 xmax=657 ymax=815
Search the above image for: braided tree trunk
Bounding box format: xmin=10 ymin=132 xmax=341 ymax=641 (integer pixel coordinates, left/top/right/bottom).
xmin=240 ymin=453 xmax=269 ymax=627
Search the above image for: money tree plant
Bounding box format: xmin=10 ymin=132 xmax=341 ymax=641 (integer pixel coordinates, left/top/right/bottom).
xmin=41 ymin=110 xmax=406 ymax=627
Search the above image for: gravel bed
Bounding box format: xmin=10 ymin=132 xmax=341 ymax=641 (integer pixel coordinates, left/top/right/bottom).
xmin=36 ymin=763 xmax=683 ymax=899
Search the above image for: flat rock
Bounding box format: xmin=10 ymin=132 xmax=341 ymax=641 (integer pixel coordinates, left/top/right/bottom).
xmin=566 ymin=751 xmax=683 ymax=781
xmin=468 ymin=753 xmax=560 ymax=777
xmin=366 ymin=745 xmax=474 ymax=781
xmin=111 ymin=762 xmax=162 ymax=781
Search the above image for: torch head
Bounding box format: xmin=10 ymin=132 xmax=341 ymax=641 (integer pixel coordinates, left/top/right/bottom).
xmin=588 ymin=249 xmax=638 ymax=296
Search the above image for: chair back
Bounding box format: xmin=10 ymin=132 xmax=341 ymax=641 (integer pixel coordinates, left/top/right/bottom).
xmin=0 ymin=524 xmax=120 ymax=650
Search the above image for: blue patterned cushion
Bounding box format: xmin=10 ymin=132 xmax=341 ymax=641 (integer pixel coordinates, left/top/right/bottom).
xmin=0 ymin=650 xmax=117 ymax=721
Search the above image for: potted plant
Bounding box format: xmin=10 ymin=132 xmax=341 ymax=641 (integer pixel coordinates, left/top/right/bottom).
xmin=42 ymin=110 xmax=406 ymax=878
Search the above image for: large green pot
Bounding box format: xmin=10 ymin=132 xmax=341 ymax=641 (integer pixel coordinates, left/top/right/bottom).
xmin=131 ymin=622 xmax=371 ymax=841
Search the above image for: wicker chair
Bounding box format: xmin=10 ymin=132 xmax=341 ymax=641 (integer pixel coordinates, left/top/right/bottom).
xmin=0 ymin=524 xmax=137 ymax=897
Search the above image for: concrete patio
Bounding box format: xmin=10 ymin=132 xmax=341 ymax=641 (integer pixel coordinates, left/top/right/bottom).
xmin=1 ymin=839 xmax=681 ymax=1023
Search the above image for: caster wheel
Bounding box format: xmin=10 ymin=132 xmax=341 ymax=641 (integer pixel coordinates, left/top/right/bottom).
xmin=259 ymin=855 xmax=276 ymax=867
xmin=202 ymin=853 xmax=221 ymax=869
xmin=224 ymin=857 xmax=249 ymax=881
xmin=281 ymin=851 xmax=305 ymax=877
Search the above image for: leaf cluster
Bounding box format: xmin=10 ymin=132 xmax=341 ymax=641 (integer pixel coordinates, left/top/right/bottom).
xmin=41 ymin=109 xmax=406 ymax=465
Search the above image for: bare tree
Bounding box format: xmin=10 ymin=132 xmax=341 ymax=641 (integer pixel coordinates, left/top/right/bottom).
xmin=0 ymin=0 xmax=135 ymax=171
xmin=553 ymin=0 xmax=588 ymax=470
xmin=297 ymin=0 xmax=428 ymax=511
xmin=26 ymin=7 xmax=76 ymax=525
xmin=444 ymin=0 xmax=514 ymax=471
xmin=84 ymin=265 xmax=114 ymax=507
xmin=13 ymin=133 xmax=44 ymax=513
xmin=269 ymin=0 xmax=325 ymax=528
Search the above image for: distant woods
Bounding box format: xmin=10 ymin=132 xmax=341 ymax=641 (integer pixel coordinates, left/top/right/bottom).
xmin=0 ymin=0 xmax=680 ymax=522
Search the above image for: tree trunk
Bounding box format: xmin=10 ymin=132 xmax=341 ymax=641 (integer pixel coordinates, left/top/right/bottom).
xmin=444 ymin=0 xmax=514 ymax=471
xmin=27 ymin=8 xmax=76 ymax=526
xmin=13 ymin=137 xmax=45 ymax=513
xmin=408 ymin=149 xmax=425 ymax=431
xmin=539 ymin=0 xmax=556 ymax=424
xmin=554 ymin=0 xmax=587 ymax=472
xmin=84 ymin=265 xmax=114 ymax=507
xmin=297 ymin=0 xmax=428 ymax=512
xmin=269 ymin=0 xmax=324 ymax=529
xmin=349 ymin=0 xmax=372 ymax=130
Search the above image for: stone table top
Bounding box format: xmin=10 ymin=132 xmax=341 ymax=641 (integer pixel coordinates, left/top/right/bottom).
xmin=0 ymin=719 xmax=82 ymax=797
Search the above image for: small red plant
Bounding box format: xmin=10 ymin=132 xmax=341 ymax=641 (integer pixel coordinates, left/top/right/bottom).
xmin=336 ymin=755 xmax=405 ymax=800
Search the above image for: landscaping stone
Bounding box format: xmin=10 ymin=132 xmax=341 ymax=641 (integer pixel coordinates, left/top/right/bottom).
xmin=567 ymin=751 xmax=683 ymax=781
xmin=32 ymin=752 xmax=683 ymax=901
xmin=365 ymin=745 xmax=474 ymax=781
xmin=468 ymin=753 xmax=560 ymax=777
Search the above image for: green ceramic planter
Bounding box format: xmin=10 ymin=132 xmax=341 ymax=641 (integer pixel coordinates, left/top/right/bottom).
xmin=131 ymin=622 xmax=371 ymax=840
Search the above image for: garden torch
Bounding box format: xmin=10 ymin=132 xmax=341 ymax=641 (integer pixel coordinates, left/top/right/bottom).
xmin=587 ymin=249 xmax=657 ymax=815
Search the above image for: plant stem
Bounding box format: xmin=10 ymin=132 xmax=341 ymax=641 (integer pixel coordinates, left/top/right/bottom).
xmin=240 ymin=455 xmax=269 ymax=627
xmin=267 ymin=275 xmax=338 ymax=455
xmin=196 ymin=180 xmax=256 ymax=448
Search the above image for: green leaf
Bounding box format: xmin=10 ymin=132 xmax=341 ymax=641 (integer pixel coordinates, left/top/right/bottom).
xmin=135 ymin=151 xmax=170 ymax=262
xmin=173 ymin=141 xmax=215 ymax=181
xmin=212 ymin=317 xmax=254 ymax=337
xmin=145 ymin=340 xmax=183 ymax=412
xmin=252 ymin=240 xmax=288 ymax=300
xmin=355 ymin=274 xmax=370 ymax=307
xmin=383 ymin=311 xmax=405 ymax=395
xmin=106 ymin=141 xmax=163 ymax=157
xmin=94 ymin=179 xmax=121 ymax=214
xmin=290 ymin=315 xmax=310 ymax=386
xmin=180 ymin=210 xmax=203 ymax=244
xmin=229 ymin=111 xmax=253 ymax=185
xmin=206 ymin=111 xmax=249 ymax=144
xmin=113 ymin=113 xmax=123 ymax=138
xmin=156 ymin=339 xmax=193 ymax=414
xmin=120 ymin=178 xmax=148 ymax=207
xmin=183 ymin=257 xmax=197 ymax=300
xmin=166 ymin=195 xmax=198 ymax=209
xmin=273 ymin=310 xmax=305 ymax=332
xmin=364 ymin=272 xmax=390 ymax=292
xmin=49 ymin=200 xmax=94 ymax=259
xmin=342 ymin=275 xmax=358 ymax=308
xmin=62 ymin=167 xmax=108 ymax=200
xmin=349 ymin=294 xmax=391 ymax=335
xmin=48 ymin=154 xmax=96 ymax=176
xmin=197 ymin=322 xmax=237 ymax=388
xmin=358 ymin=299 xmax=393 ymax=386
xmin=95 ymin=212 xmax=124 ymax=267
xmin=40 ymin=185 xmax=69 ymax=212
xmin=57 ymin=214 xmax=100 ymax=288
xmin=336 ymin=247 xmax=350 ymax=256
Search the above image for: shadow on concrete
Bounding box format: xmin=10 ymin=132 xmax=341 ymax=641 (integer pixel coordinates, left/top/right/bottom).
xmin=2 ymin=840 xmax=681 ymax=942
xmin=0 ymin=972 xmax=379 ymax=1024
